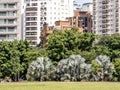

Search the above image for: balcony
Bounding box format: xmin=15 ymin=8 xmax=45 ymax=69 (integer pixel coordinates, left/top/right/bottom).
xmin=0 ymin=8 xmax=18 ymax=11
xmin=0 ymin=16 xmax=17 ymax=19
xmin=0 ymin=24 xmax=17 ymax=27
xmin=26 ymin=30 xmax=37 ymax=32
xmin=26 ymin=7 xmax=37 ymax=12
xmin=0 ymin=0 xmax=19 ymax=3
xmin=25 ymin=34 xmax=37 ymax=37
xmin=26 ymin=13 xmax=37 ymax=17
xmin=0 ymin=31 xmax=18 ymax=35
xmin=26 ymin=22 xmax=37 ymax=26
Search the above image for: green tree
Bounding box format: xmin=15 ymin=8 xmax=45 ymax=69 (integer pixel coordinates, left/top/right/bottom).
xmin=93 ymin=45 xmax=111 ymax=56
xmin=17 ymin=40 xmax=41 ymax=79
xmin=113 ymin=58 xmax=120 ymax=81
xmin=97 ymin=34 xmax=120 ymax=59
xmin=98 ymin=34 xmax=120 ymax=50
xmin=78 ymin=50 xmax=97 ymax=63
xmin=0 ymin=41 xmax=21 ymax=81
xmin=0 ymin=40 xmax=41 ymax=81
xmin=46 ymin=28 xmax=96 ymax=62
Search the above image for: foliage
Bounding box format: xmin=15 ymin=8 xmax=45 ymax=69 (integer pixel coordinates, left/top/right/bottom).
xmin=78 ymin=50 xmax=97 ymax=64
xmin=113 ymin=58 xmax=120 ymax=81
xmin=1 ymin=32 xmax=120 ymax=82
xmin=91 ymin=55 xmax=114 ymax=81
xmin=78 ymin=33 xmax=96 ymax=51
xmin=0 ymin=41 xmax=21 ymax=81
xmin=97 ymin=34 xmax=120 ymax=59
xmin=55 ymin=55 xmax=92 ymax=81
xmin=0 ymin=40 xmax=40 ymax=81
xmin=46 ymin=28 xmax=96 ymax=62
xmin=26 ymin=57 xmax=55 ymax=81
xmin=98 ymin=34 xmax=120 ymax=50
xmin=93 ymin=45 xmax=111 ymax=56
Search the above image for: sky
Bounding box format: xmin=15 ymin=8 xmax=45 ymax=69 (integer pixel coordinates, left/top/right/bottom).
xmin=75 ymin=0 xmax=93 ymax=6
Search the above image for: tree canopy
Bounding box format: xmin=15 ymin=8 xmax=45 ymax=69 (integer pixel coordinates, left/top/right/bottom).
xmin=46 ymin=28 xmax=96 ymax=62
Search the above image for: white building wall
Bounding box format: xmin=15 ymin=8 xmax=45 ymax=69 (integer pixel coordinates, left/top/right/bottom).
xmin=93 ymin=0 xmax=120 ymax=35
xmin=24 ymin=0 xmax=74 ymax=46
xmin=0 ymin=0 xmax=23 ymax=41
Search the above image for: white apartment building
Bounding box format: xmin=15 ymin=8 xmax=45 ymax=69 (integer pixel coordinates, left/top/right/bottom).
xmin=81 ymin=3 xmax=93 ymax=15
xmin=24 ymin=0 xmax=74 ymax=46
xmin=93 ymin=0 xmax=120 ymax=35
xmin=0 ymin=0 xmax=23 ymax=41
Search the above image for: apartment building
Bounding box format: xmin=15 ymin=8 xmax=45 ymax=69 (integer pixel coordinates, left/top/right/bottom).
xmin=24 ymin=0 xmax=74 ymax=46
xmin=67 ymin=10 xmax=92 ymax=32
xmin=0 ymin=0 xmax=23 ymax=41
xmin=93 ymin=0 xmax=120 ymax=35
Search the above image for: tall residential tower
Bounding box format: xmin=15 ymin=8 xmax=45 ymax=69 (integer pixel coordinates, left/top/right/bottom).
xmin=93 ymin=0 xmax=120 ymax=35
xmin=0 ymin=0 xmax=23 ymax=41
xmin=24 ymin=0 xmax=74 ymax=46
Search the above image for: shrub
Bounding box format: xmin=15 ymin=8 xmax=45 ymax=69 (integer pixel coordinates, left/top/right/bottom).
xmin=26 ymin=57 xmax=55 ymax=81
xmin=91 ymin=55 xmax=114 ymax=81
xmin=55 ymin=55 xmax=92 ymax=81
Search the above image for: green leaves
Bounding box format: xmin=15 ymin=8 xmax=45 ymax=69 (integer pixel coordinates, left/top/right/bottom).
xmin=98 ymin=34 xmax=120 ymax=50
xmin=0 ymin=40 xmax=40 ymax=81
xmin=113 ymin=58 xmax=120 ymax=81
xmin=46 ymin=28 xmax=96 ymax=62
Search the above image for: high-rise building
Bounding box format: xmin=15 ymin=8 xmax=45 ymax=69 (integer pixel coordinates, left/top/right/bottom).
xmin=0 ymin=0 xmax=23 ymax=41
xmin=93 ymin=0 xmax=120 ymax=35
xmin=24 ymin=0 xmax=74 ymax=46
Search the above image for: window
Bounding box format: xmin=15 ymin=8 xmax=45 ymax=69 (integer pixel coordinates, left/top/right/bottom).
xmin=8 ymin=4 xmax=16 ymax=8
xmin=8 ymin=27 xmax=16 ymax=32
xmin=0 ymin=35 xmax=6 ymax=40
xmin=32 ymin=3 xmax=37 ymax=6
xmin=8 ymin=34 xmax=16 ymax=40
xmin=0 ymin=4 xmax=4 ymax=8
xmin=0 ymin=19 xmax=5 ymax=24
xmin=27 ymin=3 xmax=30 ymax=6
xmin=0 ymin=12 xmax=6 ymax=16
xmin=44 ymin=2 xmax=47 ymax=4
xmin=0 ymin=27 xmax=6 ymax=32
xmin=8 ymin=19 xmax=15 ymax=24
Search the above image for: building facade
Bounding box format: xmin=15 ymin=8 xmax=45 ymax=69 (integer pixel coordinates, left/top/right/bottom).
xmin=67 ymin=10 xmax=92 ymax=33
xmin=93 ymin=0 xmax=120 ymax=35
xmin=0 ymin=0 xmax=23 ymax=41
xmin=24 ymin=0 xmax=74 ymax=46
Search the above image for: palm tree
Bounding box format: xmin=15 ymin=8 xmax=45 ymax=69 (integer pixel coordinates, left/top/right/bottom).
xmin=27 ymin=57 xmax=55 ymax=81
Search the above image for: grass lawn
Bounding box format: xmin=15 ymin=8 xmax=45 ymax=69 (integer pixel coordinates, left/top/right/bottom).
xmin=0 ymin=82 xmax=120 ymax=90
